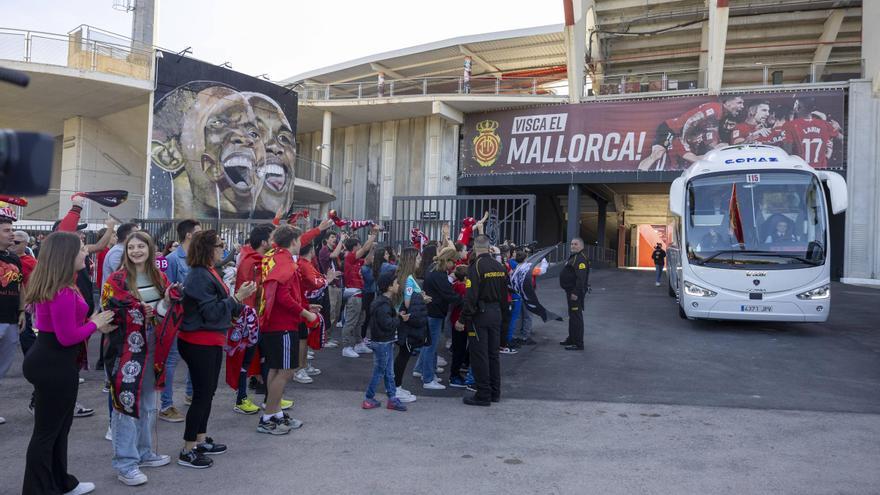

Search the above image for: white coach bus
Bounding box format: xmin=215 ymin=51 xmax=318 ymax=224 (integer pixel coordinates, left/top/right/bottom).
xmin=666 ymin=145 xmax=847 ymax=322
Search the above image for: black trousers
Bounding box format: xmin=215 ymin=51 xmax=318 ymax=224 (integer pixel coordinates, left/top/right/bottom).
xmin=22 ymin=332 xmax=80 ymax=495
xmin=361 ymin=292 xmax=375 ymax=339
xmin=178 ymin=338 xmax=223 ymax=442
xmin=468 ymin=304 xmax=501 ymax=401
xmin=499 ymin=304 xmax=511 ymax=348
xmin=393 ymin=344 xmax=412 ymax=388
xmin=449 ymin=323 xmax=469 ymax=380
xmin=566 ymin=292 xmax=585 ymax=347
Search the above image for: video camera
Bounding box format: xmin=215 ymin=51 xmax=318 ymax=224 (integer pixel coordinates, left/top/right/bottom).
xmin=0 ymin=67 xmax=53 ymax=196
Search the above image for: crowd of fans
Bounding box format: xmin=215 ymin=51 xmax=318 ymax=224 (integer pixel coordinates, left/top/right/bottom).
xmin=0 ymin=199 xmax=574 ymax=494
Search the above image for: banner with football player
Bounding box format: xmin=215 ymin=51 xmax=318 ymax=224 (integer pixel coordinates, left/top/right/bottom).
xmin=460 ymin=89 xmax=844 ymax=175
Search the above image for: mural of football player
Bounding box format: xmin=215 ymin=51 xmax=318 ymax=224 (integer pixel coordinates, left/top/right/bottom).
xmin=241 ymin=92 xmax=295 ymax=217
xmin=151 ymin=83 xmax=264 ymax=218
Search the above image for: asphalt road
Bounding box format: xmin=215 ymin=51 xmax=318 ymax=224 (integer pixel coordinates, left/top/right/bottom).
xmin=0 ymin=269 xmax=878 ymax=494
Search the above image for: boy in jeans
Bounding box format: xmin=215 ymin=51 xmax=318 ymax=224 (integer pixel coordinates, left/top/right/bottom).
xmin=362 ymin=272 xmax=409 ymax=411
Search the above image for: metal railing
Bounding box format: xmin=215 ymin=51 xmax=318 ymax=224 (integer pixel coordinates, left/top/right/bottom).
xmin=297 ymin=76 xmax=562 ymax=101
xmin=0 ymin=25 xmax=152 ymax=80
xmin=590 ymin=58 xmax=863 ymax=96
xmin=293 ymin=156 xmax=332 ymax=189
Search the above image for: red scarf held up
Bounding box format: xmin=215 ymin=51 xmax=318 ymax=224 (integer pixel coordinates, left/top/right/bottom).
xmin=101 ymin=270 xmax=170 ymax=418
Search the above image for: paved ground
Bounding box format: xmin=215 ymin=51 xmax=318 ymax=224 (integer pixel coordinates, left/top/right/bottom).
xmin=1 ymin=269 xmax=878 ymax=494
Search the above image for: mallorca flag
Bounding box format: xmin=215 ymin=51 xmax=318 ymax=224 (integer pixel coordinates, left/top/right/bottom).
xmin=729 ymin=183 xmax=745 ymax=247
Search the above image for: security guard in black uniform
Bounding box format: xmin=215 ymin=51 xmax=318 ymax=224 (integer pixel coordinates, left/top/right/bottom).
xmin=559 ymin=237 xmax=590 ymax=350
xmin=455 ymin=235 xmax=509 ymax=406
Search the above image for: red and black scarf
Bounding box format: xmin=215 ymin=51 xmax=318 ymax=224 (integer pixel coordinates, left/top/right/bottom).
xmin=101 ymin=270 xmax=171 ymax=418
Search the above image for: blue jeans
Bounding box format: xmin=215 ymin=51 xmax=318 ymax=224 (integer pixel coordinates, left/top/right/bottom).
xmin=160 ymin=338 xmax=193 ymax=410
xmin=655 ymin=264 xmax=664 ymax=283
xmin=365 ymin=341 xmax=396 ymax=399
xmin=517 ymin=305 xmax=533 ymax=340
xmin=416 ymin=317 xmax=444 ymax=384
xmin=112 ymin=328 xmax=158 ymax=474
xmin=507 ymin=295 xmax=521 ymax=343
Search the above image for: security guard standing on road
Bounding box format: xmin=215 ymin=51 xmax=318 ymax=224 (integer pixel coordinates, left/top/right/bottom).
xmin=559 ymin=237 xmax=590 ymax=350
xmin=455 ymin=235 xmax=509 ymax=407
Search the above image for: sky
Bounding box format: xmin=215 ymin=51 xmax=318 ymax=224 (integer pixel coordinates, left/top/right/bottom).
xmin=3 ymin=0 xmax=563 ymax=81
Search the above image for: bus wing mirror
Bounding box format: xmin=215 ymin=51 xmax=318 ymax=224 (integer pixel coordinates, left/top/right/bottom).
xmin=818 ymin=171 xmax=847 ymax=214
xmin=669 ymin=177 xmax=686 ymax=217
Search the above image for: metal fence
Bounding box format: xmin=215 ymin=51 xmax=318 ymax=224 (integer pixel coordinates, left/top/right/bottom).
xmin=388 ymin=195 xmax=535 ymax=251
xmin=296 ymin=76 xmax=562 ymax=101
xmin=0 ymin=25 xmax=152 ymax=80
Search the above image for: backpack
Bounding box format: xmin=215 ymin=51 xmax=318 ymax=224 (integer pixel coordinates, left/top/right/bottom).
xmin=399 ymin=291 xmax=430 ymax=351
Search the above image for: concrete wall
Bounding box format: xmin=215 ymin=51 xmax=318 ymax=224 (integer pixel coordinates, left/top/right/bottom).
xmin=297 ymin=115 xmax=459 ymax=220
xmin=55 ymin=104 xmax=150 ymax=222
xmin=842 ymin=80 xmax=880 ymax=284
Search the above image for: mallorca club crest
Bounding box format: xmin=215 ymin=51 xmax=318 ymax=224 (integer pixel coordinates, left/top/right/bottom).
xmin=473 ymin=120 xmax=501 ymax=167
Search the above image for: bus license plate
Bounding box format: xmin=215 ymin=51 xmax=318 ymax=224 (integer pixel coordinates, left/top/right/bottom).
xmin=741 ymin=305 xmax=772 ymax=313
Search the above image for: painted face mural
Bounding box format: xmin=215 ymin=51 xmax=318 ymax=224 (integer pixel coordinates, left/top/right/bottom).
xmin=242 ymin=92 xmax=296 ymax=216
xmin=148 ymin=59 xmax=298 ymax=220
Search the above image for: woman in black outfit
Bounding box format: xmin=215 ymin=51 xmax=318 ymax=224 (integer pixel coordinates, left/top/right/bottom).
xmin=176 ymin=230 xmax=255 ymax=469
xmin=22 ymin=232 xmax=116 ymax=495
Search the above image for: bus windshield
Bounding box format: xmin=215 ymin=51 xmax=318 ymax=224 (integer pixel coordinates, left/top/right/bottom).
xmin=685 ymin=170 xmax=827 ymax=269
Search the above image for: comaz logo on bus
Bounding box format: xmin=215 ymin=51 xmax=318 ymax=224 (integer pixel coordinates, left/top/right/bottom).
xmin=724 ymin=157 xmax=779 ymax=164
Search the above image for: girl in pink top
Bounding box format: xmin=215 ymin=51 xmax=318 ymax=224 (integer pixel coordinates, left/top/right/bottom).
xmin=21 ymin=232 xmax=115 ymax=495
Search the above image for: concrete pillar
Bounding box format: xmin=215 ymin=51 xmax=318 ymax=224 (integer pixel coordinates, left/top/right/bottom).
xmin=463 ymin=56 xmax=472 ymax=94
xmin=564 ymin=0 xmax=588 ymax=103
xmin=319 ymin=111 xmax=333 ymax=219
xmin=617 ymin=222 xmax=626 ymax=267
xmin=131 ymin=0 xmax=157 ymax=52
xmin=811 ymin=10 xmax=845 ymax=82
xmin=597 ymin=198 xmax=607 ymax=248
xmin=567 ymin=184 xmax=581 ymax=245
xmin=706 ymin=0 xmax=730 ymax=95
xmin=841 ymin=81 xmax=880 ymax=285
xmin=865 ymin=0 xmax=880 ymax=94
xmin=697 ymin=21 xmax=709 ymax=88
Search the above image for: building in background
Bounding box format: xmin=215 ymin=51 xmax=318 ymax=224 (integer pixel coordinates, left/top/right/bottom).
xmin=0 ymin=0 xmax=878 ymax=284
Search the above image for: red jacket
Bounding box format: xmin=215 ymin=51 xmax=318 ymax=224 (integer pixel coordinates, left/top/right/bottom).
xmin=261 ymin=248 xmax=305 ymax=332
xmin=298 ymin=257 xmax=327 ymax=301
xmin=450 ymin=280 xmax=467 ymax=327
xmin=235 ymin=246 xmax=263 ymax=308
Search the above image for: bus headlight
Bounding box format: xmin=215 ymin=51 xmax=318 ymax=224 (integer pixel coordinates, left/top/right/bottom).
xmin=683 ymin=281 xmax=717 ymax=297
xmin=796 ymin=285 xmax=830 ymax=300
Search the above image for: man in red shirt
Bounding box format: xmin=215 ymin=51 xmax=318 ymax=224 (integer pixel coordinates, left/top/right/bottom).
xmin=340 ymin=226 xmax=379 ymax=358
xmin=731 ymin=101 xmax=771 ymax=145
xmin=640 ymin=95 xmax=744 ymax=170
xmin=783 ymin=98 xmax=842 ymax=169
xmin=258 ymin=226 xmax=317 ymax=435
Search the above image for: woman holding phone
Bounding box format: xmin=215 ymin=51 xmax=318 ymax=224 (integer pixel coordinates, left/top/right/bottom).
xmin=22 ymin=232 xmax=116 ymax=495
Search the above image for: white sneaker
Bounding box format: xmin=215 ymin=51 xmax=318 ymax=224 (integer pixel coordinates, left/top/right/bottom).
xmin=324 ymin=340 xmax=338 ymax=348
xmin=305 ymin=365 xmax=321 ymax=376
xmin=437 ymin=356 xmax=448 ymax=367
xmin=307 ymin=350 xmax=315 ymax=359
xmin=423 ymin=380 xmax=446 ymax=390
xmin=412 ymin=370 xmax=422 ymax=378
xmin=395 ymin=393 xmax=417 ymax=403
xmin=396 ymin=387 xmax=413 ymax=398
xmin=64 ymin=482 xmax=96 ymax=495
xmin=104 ymin=425 xmax=112 ymax=441
xmin=342 ymin=347 xmax=359 ymax=358
xmin=336 ymin=321 xmax=343 ymax=328
xmin=0 ymin=416 xmax=5 ymax=425
xmin=353 ymin=342 xmax=372 ymax=354
xmin=655 ymin=282 xmax=661 ymax=287
xmin=436 ymin=367 xmax=444 ymax=374
xmin=117 ymin=468 xmax=147 ymax=486
xmin=294 ymin=369 xmax=314 ymax=384
xmin=78 ymin=377 xmax=85 ymax=384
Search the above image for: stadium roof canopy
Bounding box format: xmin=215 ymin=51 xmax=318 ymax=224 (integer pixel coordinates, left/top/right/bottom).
xmin=283 ymin=24 xmax=567 ymax=85
xmin=284 ymin=0 xmax=863 ymax=87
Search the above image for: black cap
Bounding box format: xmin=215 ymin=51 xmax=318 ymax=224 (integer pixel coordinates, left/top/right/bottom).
xmin=377 ymin=271 xmax=397 ymax=293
